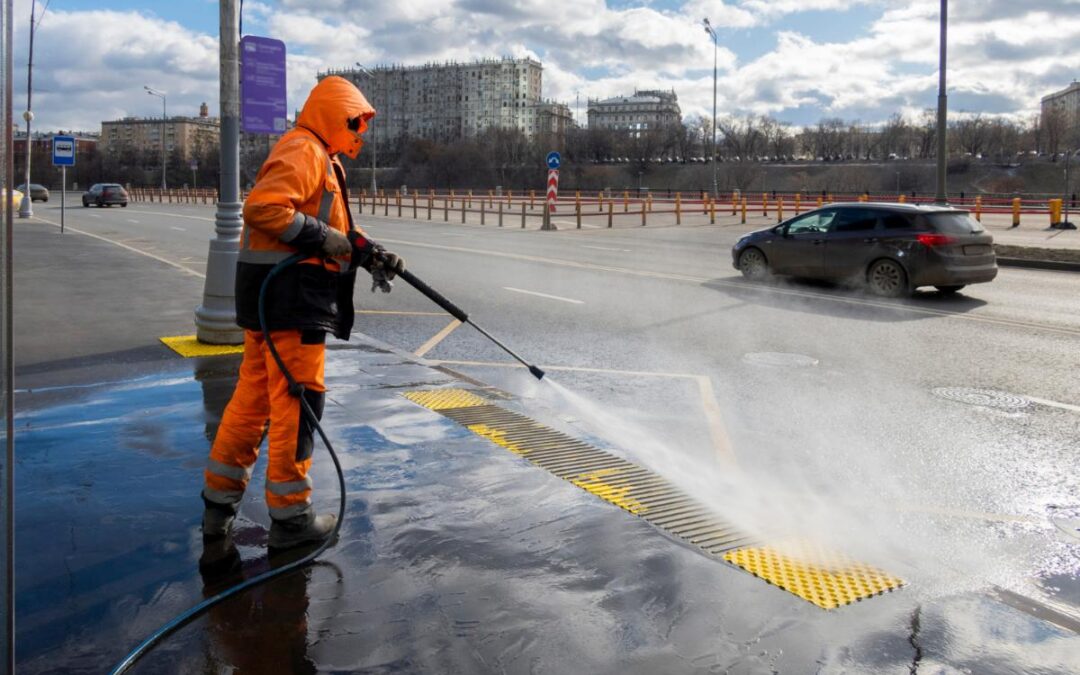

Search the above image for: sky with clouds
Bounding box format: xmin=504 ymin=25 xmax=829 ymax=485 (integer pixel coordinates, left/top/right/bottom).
xmin=14 ymin=0 xmax=1080 ymax=134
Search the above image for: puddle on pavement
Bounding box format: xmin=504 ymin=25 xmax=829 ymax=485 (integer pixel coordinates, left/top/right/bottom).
xmin=11 ymin=348 xmax=1080 ymax=673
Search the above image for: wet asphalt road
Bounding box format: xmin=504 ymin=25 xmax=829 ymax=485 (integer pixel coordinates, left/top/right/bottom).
xmin=17 ymin=196 xmax=1080 ymax=672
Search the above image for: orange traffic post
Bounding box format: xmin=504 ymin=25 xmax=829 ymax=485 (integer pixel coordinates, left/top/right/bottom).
xmin=795 ymin=193 xmax=801 ymax=215
xmin=675 ymin=193 xmax=682 ymax=225
xmin=741 ymin=197 xmax=747 ymax=224
xmin=827 ymin=193 xmax=833 ymax=203
xmin=608 ymin=199 xmax=614 ymax=228
xmin=701 ymin=191 xmax=708 ymax=215
xmin=507 ymin=189 xmax=512 ymax=206
xmin=975 ymin=196 xmax=982 ymax=222
xmin=1012 ymin=197 xmax=1021 ymax=227
xmin=647 ymin=193 xmax=653 ymax=213
xmin=623 ymin=190 xmax=629 ymax=212
xmin=709 ymin=196 xmax=716 ymax=224
xmin=597 ymin=191 xmax=604 ymax=213
xmin=480 ymin=201 xmax=486 ymax=225
xmin=467 ymin=189 xmax=473 ymax=208
xmin=449 ymin=189 xmax=455 ymax=208
xmin=412 ymin=194 xmax=418 ymax=219
xmin=777 ymin=197 xmax=784 ymax=223
xmin=762 ymin=193 xmax=768 ymax=217
xmin=898 ymin=194 xmax=906 ymax=204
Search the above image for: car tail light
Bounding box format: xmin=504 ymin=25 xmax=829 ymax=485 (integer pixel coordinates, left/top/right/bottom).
xmin=916 ymin=233 xmax=956 ymax=247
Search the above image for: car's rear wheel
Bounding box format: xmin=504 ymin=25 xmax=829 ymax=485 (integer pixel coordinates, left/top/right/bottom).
xmin=867 ymin=259 xmax=908 ymax=298
xmin=121 ymin=203 xmax=127 ymax=207
xmin=738 ymin=247 xmax=769 ymax=280
xmin=934 ymin=285 xmax=965 ymax=295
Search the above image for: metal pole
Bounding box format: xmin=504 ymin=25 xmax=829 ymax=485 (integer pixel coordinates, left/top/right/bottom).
xmin=194 ymin=0 xmax=243 ymax=344
xmin=60 ymin=165 xmax=64 ymax=233
xmin=1065 ymin=150 xmax=1072 ymax=226
xmin=934 ymin=0 xmax=948 ymax=204
xmin=710 ymin=28 xmax=717 ymax=197
xmin=17 ymin=0 xmax=32 ymax=218
xmin=161 ymin=95 xmax=167 ymax=190
xmin=2 ymin=0 xmax=15 ymax=668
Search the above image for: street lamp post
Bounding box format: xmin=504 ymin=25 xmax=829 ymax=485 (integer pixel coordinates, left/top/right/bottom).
xmin=355 ymin=63 xmax=378 ymax=193
xmin=144 ymin=86 xmax=167 ymax=190
xmin=18 ymin=0 xmax=39 ymax=218
xmin=934 ymin=0 xmax=948 ymax=204
xmin=703 ymin=18 xmax=718 ymax=198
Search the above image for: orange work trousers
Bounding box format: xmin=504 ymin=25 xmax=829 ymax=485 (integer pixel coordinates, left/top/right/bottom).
xmin=203 ymin=329 xmax=326 ymax=521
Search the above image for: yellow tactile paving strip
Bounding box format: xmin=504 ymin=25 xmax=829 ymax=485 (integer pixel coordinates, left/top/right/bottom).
xmin=403 ymin=388 xmax=903 ymax=609
xmin=160 ymin=335 xmax=244 ymax=358
xmin=723 ymin=542 xmax=905 ymax=609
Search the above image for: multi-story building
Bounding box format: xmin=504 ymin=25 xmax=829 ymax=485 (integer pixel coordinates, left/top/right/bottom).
xmin=522 ymin=101 xmax=573 ymax=141
xmin=100 ymin=102 xmax=220 ymax=161
xmin=321 ymin=57 xmax=568 ymax=146
xmin=587 ymin=90 xmax=682 ymax=135
xmin=1041 ymin=80 xmax=1080 ymax=149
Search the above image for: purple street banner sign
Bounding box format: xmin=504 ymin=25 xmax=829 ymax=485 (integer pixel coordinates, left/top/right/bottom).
xmin=241 ymin=35 xmax=287 ymax=134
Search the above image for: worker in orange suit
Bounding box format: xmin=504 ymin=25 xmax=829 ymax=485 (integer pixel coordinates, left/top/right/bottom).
xmin=201 ymin=76 xmax=404 ymax=549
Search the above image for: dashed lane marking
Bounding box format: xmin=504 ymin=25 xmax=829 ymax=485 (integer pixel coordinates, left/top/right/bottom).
xmin=503 ymin=286 xmax=584 ymax=305
xmin=582 ymin=245 xmax=631 ymax=252
xmin=32 ymin=215 xmax=206 ymax=279
xmin=170 ymin=226 xmax=185 ymax=231
xmin=376 ymin=237 xmax=1080 ymax=338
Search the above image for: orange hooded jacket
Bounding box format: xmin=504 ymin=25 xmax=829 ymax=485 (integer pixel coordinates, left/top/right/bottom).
xmin=234 ymin=76 xmax=376 ymax=339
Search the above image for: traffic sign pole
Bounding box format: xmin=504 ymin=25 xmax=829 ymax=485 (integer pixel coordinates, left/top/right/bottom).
xmin=52 ymin=135 xmax=76 ymax=234
xmin=542 ymin=151 xmax=561 ymax=231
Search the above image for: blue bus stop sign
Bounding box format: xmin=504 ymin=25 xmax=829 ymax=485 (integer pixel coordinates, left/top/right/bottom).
xmin=52 ymin=135 xmax=75 ymax=166
xmin=546 ymin=151 xmax=561 ymax=170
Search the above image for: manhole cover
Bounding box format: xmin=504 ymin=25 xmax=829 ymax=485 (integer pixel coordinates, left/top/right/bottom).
xmin=932 ymin=387 xmax=1031 ymax=410
xmin=742 ymin=352 xmax=819 ymax=368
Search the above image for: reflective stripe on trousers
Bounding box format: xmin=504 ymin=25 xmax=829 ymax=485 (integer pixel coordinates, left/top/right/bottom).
xmin=203 ymin=329 xmax=326 ymax=519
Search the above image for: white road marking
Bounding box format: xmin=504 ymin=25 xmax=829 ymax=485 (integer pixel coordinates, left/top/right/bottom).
xmin=127 ymin=219 xmax=140 ymax=224
xmin=378 ymin=237 xmax=1080 ymax=338
xmin=414 ymin=319 xmax=463 ymax=357
xmin=170 ymin=226 xmax=185 ymax=231
xmin=503 ymin=286 xmax=584 ymax=304
xmin=88 ymin=214 xmax=101 ymax=218
xmin=31 ymin=215 xmax=205 ymax=279
xmin=1026 ymin=395 xmax=1080 ymax=414
xmin=582 ymin=245 xmax=631 ymax=252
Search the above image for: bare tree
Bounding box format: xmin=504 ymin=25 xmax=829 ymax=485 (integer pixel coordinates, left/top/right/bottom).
xmin=717 ymin=115 xmax=763 ymax=160
xmin=950 ymin=114 xmax=991 ymax=156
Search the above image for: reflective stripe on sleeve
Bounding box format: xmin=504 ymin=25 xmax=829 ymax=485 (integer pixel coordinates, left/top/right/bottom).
xmin=279 ymin=212 xmax=307 ymax=243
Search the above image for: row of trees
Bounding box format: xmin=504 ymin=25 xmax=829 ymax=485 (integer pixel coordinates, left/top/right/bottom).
xmin=17 ymin=142 xmax=222 ymax=192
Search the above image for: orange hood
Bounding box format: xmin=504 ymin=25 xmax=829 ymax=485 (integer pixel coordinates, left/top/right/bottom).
xmin=296 ymin=76 xmax=376 ymax=157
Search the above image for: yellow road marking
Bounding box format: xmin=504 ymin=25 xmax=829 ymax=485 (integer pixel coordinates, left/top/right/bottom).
xmin=571 ymin=468 xmax=646 ymax=514
xmin=401 ymin=388 xmax=488 ymax=410
xmin=160 ymin=335 xmax=243 ymax=357
xmin=723 ymin=540 xmax=905 ymax=609
xmin=414 ymin=318 xmax=463 ymax=357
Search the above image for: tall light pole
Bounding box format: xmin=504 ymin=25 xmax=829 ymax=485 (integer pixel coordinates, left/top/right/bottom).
xmin=355 ymin=62 xmax=377 ymax=193
xmin=144 ymin=85 xmax=167 ymax=190
xmin=18 ymin=0 xmax=44 ymax=218
xmin=934 ymin=0 xmax=948 ymax=204
xmin=193 ymin=0 xmax=243 ymax=344
xmin=703 ymin=18 xmax=718 ymax=197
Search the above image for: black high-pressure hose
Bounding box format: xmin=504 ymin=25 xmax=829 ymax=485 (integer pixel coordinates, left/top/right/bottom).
xmin=109 ymin=254 xmax=346 ymax=675
xmin=111 ymin=252 xmax=543 ymax=674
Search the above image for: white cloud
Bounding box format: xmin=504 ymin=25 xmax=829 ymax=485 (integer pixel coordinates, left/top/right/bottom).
xmin=14 ymin=0 xmax=1080 ymax=136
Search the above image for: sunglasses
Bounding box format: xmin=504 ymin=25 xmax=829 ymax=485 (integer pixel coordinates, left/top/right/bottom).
xmin=347 ymin=116 xmax=368 ymax=135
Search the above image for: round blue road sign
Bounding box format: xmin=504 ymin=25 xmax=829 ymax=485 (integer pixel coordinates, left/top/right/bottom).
xmin=546 ymin=151 xmax=561 ymax=170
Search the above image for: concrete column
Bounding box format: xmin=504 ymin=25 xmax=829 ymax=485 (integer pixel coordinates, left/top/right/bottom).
xmin=194 ymin=0 xmax=243 ymax=344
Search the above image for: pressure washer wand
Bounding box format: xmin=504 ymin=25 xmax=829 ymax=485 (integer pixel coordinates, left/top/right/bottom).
xmin=397 ymin=268 xmax=545 ymax=380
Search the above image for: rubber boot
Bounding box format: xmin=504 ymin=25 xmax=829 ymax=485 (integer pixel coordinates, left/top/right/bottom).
xmin=201 ymin=498 xmax=237 ymax=539
xmin=268 ymin=512 xmax=337 ymax=550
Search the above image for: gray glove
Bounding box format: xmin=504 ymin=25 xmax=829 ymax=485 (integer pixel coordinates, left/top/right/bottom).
xmin=320 ymin=228 xmax=351 ymax=257
xmin=378 ymin=250 xmax=405 ymax=280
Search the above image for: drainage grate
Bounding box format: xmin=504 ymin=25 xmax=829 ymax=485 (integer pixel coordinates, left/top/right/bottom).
xmin=932 ymin=387 xmax=1031 ymax=410
xmin=742 ymin=352 xmax=819 ymax=368
xmin=403 ymin=388 xmax=904 ymax=609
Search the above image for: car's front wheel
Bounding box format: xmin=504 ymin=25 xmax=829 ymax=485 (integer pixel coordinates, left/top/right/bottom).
xmin=120 ymin=203 xmax=127 ymax=207
xmin=867 ymin=259 xmax=908 ymax=297
xmin=738 ymin=247 xmax=770 ymax=280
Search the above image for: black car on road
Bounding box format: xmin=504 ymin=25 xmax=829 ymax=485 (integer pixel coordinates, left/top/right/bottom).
xmin=732 ymin=203 xmax=997 ymax=297
xmin=82 ymin=183 xmax=129 ymax=207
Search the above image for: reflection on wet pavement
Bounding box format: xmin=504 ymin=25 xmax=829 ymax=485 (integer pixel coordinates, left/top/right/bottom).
xmin=13 ymin=340 xmax=1080 ymax=673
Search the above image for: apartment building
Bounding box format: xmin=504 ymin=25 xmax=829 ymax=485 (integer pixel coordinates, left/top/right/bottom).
xmin=587 ymin=90 xmax=682 ymax=134
xmin=100 ymin=102 xmax=220 ymax=160
xmin=1041 ymin=80 xmax=1080 ymax=147
xmin=322 ymin=57 xmax=570 ymax=145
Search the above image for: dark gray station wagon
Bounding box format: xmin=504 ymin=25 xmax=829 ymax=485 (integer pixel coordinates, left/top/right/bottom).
xmin=731 ymin=203 xmax=997 ymax=297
